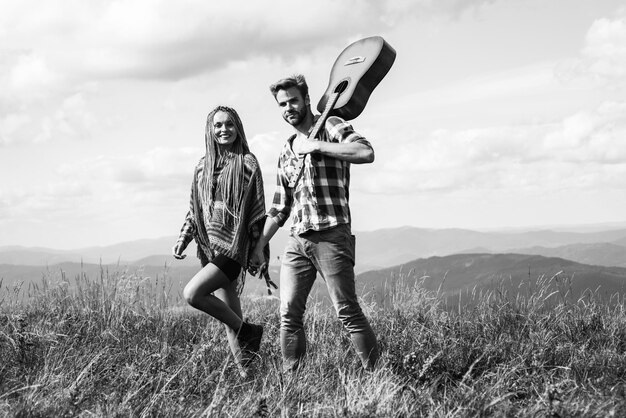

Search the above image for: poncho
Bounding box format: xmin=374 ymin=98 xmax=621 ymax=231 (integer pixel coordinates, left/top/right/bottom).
xmin=177 ymin=153 xmax=267 ymax=294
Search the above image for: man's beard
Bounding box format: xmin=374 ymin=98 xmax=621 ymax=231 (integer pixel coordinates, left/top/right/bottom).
xmin=284 ymin=107 xmax=306 ymax=127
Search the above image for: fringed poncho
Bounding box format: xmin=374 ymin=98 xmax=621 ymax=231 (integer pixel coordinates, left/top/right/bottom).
xmin=176 ymin=153 xmax=267 ymax=294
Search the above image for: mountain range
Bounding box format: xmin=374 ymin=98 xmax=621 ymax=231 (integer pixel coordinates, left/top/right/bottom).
xmin=3 ymin=226 xmax=626 ymax=269
xmin=2 ymin=226 xmax=626 ymax=303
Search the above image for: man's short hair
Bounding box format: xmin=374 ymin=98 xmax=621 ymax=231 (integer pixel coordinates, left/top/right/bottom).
xmin=269 ymin=74 xmax=309 ymax=100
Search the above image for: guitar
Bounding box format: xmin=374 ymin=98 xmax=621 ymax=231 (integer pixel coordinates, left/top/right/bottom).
xmin=287 ymin=36 xmax=396 ymax=188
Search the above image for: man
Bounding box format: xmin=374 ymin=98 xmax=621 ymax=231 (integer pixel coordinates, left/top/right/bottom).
xmin=251 ymin=74 xmax=379 ymax=371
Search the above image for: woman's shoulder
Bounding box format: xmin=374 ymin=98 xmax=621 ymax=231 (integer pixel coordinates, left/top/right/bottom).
xmin=243 ymin=153 xmax=260 ymax=171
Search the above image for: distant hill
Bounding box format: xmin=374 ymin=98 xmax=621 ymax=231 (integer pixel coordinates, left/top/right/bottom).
xmin=508 ymin=242 xmax=626 ymax=268
xmin=0 ymin=232 xmax=292 ymax=267
xmin=613 ymin=237 xmax=626 ymax=247
xmin=357 ymin=253 xmax=626 ymax=303
xmin=4 ymin=226 xmax=626 ymax=271
xmin=355 ymin=227 xmax=626 ymax=269
xmin=0 ymin=247 xmax=86 ymax=265
xmin=0 ymin=238 xmax=205 ymax=266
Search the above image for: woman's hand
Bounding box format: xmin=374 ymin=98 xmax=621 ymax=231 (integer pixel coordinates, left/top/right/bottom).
xmin=172 ymin=242 xmax=187 ymax=259
xmin=248 ymin=244 xmax=267 ymax=276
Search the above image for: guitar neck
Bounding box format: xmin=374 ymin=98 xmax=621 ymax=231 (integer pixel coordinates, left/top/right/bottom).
xmin=287 ymin=91 xmax=341 ymax=188
xmin=308 ymin=91 xmax=340 ymax=140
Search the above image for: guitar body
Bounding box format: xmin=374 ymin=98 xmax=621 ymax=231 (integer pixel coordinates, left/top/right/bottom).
xmin=317 ymin=36 xmax=396 ymax=120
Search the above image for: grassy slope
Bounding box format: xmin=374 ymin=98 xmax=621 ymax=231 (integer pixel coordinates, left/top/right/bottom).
xmin=1 ymin=269 xmax=626 ymax=417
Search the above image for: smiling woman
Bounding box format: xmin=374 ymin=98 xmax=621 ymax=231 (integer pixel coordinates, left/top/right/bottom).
xmin=171 ymin=105 xmax=270 ymax=372
xmin=212 ymin=111 xmax=238 ymax=146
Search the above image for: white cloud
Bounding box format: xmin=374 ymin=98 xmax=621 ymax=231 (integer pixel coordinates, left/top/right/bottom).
xmin=0 ymin=91 xmax=97 ymax=145
xmin=37 ymin=93 xmax=97 ymax=143
xmin=0 ymin=0 xmax=502 ymax=84
xmin=0 ymin=0 xmax=505 ymax=147
xmin=7 ymin=52 xmax=61 ymax=100
xmin=55 ymin=147 xmax=203 ymax=204
xmin=0 ymin=113 xmax=31 ymax=145
xmin=582 ymin=9 xmax=626 ymax=80
xmin=1 ymin=147 xmax=202 ymax=229
xmin=249 ymin=132 xmax=283 ymax=174
xmin=417 ymin=63 xmax=557 ymax=106
xmin=542 ymin=101 xmax=626 ymax=163
xmin=557 ymin=7 xmax=626 ymax=85
xmin=362 ymin=100 xmax=626 ymax=194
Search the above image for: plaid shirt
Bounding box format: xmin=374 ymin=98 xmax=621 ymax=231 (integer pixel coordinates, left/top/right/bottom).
xmin=267 ymin=115 xmax=372 ymax=235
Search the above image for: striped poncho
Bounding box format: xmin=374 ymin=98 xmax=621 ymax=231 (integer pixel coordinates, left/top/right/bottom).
xmin=176 ymin=153 xmax=267 ymax=294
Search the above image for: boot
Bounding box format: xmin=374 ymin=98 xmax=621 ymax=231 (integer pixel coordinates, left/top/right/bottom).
xmin=237 ymin=322 xmax=263 ymax=354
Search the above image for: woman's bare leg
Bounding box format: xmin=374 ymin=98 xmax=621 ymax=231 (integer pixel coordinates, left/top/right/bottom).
xmin=215 ymin=284 xmax=244 ymax=361
xmin=183 ymin=263 xmax=243 ymax=331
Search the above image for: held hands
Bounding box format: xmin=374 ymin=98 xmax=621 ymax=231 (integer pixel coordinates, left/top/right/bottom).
xmin=257 ymin=264 xmax=278 ymax=295
xmin=248 ymin=244 xmax=278 ymax=295
xmin=248 ymin=244 xmax=266 ymax=274
xmin=172 ymin=242 xmax=187 ymax=260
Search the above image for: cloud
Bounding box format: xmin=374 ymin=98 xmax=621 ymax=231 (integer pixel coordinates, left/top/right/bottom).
xmin=0 ymin=179 xmax=93 ymax=224
xmin=414 ymin=63 xmax=557 ymax=107
xmin=2 ymin=1 xmax=379 ymax=83
xmin=0 ymin=0 xmax=506 ymax=146
xmin=542 ymin=101 xmax=626 ymax=163
xmin=0 ymin=113 xmax=31 ymax=145
xmin=249 ymin=132 xmax=283 ymax=173
xmin=57 ymin=146 xmax=201 ymax=192
xmin=0 ymin=91 xmax=96 ymax=145
xmin=558 ymin=8 xmax=626 ymax=85
xmin=1 ymin=0 xmax=502 ymax=84
xmin=362 ymin=100 xmax=626 ymax=194
xmin=1 ymin=146 xmax=202 ymax=228
xmin=582 ymin=9 xmax=626 ymax=80
xmin=37 ymin=93 xmax=97 ymax=143
xmin=4 ymin=52 xmax=61 ymax=101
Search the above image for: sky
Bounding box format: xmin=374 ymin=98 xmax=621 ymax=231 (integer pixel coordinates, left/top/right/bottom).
xmin=1 ymin=0 xmax=626 ymax=250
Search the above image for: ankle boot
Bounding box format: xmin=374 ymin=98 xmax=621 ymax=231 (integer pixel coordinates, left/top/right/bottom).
xmin=237 ymin=322 xmax=263 ymax=353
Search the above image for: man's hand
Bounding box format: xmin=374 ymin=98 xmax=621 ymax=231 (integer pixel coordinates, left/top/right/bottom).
xmin=260 ymin=264 xmax=278 ymax=295
xmin=292 ymin=136 xmax=318 ymax=156
xmin=172 ymin=242 xmax=187 ymax=260
xmin=248 ymin=244 xmax=267 ymax=276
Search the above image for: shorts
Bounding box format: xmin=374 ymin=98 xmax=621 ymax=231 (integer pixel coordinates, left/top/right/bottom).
xmin=211 ymin=253 xmax=242 ymax=282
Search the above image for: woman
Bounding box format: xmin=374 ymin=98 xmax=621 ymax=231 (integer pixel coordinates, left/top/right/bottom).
xmin=173 ymin=105 xmax=268 ymax=365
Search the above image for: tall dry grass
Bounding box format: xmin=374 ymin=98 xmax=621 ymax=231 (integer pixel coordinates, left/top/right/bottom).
xmin=1 ymin=267 xmax=626 ymax=417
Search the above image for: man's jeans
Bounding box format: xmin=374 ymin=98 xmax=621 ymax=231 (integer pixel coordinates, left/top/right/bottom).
xmin=279 ymin=224 xmax=379 ymax=371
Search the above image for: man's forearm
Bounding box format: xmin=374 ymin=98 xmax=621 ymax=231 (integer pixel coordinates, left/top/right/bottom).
xmin=313 ymin=141 xmax=374 ymax=164
xmin=257 ymin=216 xmax=281 ymax=248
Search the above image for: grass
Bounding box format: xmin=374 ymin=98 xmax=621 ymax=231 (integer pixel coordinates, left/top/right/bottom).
xmin=1 ymin=267 xmax=626 ymax=417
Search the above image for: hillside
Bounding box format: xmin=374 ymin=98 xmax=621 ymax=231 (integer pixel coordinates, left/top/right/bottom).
xmin=3 ymin=252 xmax=626 ymax=416
xmin=509 ymin=242 xmax=626 ymax=268
xmin=357 ymin=253 xmax=626 ymax=303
